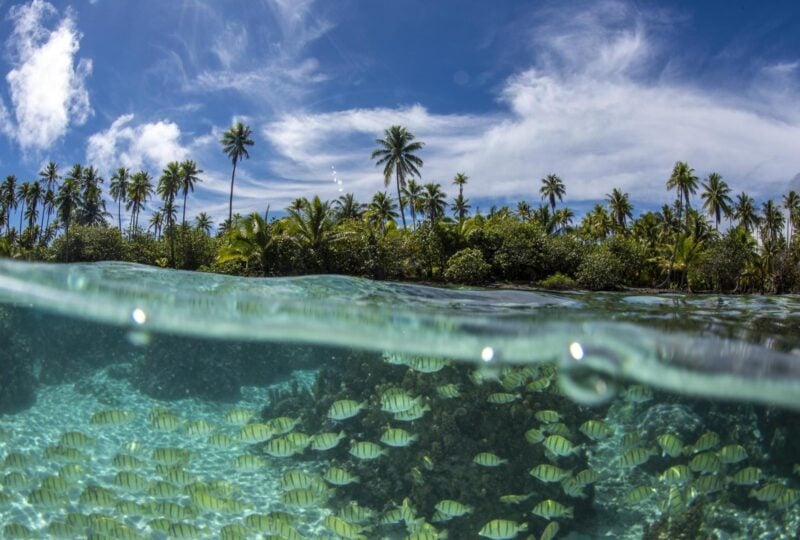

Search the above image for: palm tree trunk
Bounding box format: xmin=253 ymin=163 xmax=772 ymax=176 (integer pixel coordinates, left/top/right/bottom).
xmin=19 ymin=202 xmax=25 ymax=233
xmin=228 ymin=159 xmax=238 ymax=225
xmin=118 ymin=200 xmax=122 ymax=233
xmin=395 ymin=170 xmax=407 ymax=229
xmin=182 ymin=191 xmax=188 ymax=228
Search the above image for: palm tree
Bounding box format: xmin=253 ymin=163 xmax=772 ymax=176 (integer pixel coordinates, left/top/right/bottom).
xmin=782 ymin=190 xmax=800 ymax=247
xmin=700 ymin=172 xmax=732 ymax=230
xmin=149 ymin=210 xmax=164 ymax=239
xmin=533 ymin=205 xmax=557 ymax=234
xmin=333 ymin=193 xmax=363 ymax=221
xmin=666 ymin=161 xmax=698 ymax=228
xmin=78 ymin=166 xmax=109 ymax=227
xmin=127 ymin=171 xmax=154 ymax=235
xmin=451 ymin=193 xmax=471 ymax=223
xmin=39 ymin=162 xmax=59 ymax=232
xmin=367 ymin=191 xmax=398 ymax=235
xmin=516 ymin=201 xmax=532 ymax=221
xmin=581 ymin=204 xmax=614 ymax=240
xmin=554 ymin=207 xmax=575 ymax=233
xmin=16 ymin=181 xmax=30 ymax=232
xmin=539 ymin=174 xmax=565 ymax=213
xmin=733 ymin=192 xmax=759 ymax=234
xmin=195 ymin=212 xmax=213 ymax=235
xmin=26 ymin=181 xmax=42 ymax=238
xmin=221 ymin=122 xmax=254 ymax=225
xmin=452 ymin=172 xmax=468 ymax=198
xmin=42 ymin=189 xmax=56 ymax=233
xmin=1 ymin=176 xmax=18 ymax=235
xmin=179 ymin=160 xmax=203 ymax=227
xmin=761 ymin=200 xmax=784 ymax=245
xmin=55 ymin=178 xmax=81 ymax=261
xmin=286 ymin=195 xmax=334 ymax=252
xmin=402 ymin=179 xmax=424 ymax=229
xmin=217 ymin=212 xmax=271 ymax=275
xmin=371 ymin=125 xmax=424 ymax=229
xmin=606 ymin=188 xmax=633 ymax=230
xmin=109 ymin=168 xmax=130 ymax=234
xmin=158 ymin=161 xmax=182 ymax=265
xmin=419 ymin=182 xmax=447 ymax=225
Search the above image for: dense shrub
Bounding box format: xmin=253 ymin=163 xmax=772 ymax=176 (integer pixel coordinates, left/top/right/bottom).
xmin=688 ymin=229 xmax=755 ymax=292
xmin=576 ymin=247 xmax=624 ymax=290
xmin=543 ymin=235 xmax=586 ymax=277
xmin=51 ymin=225 xmax=125 ymax=262
xmin=490 ymin=220 xmax=548 ymax=281
xmin=328 ymin=221 xmax=381 ymax=278
xmin=174 ymin=228 xmax=217 ymax=271
xmin=537 ymin=272 xmax=577 ymax=290
xmin=123 ymin=234 xmax=165 ymax=266
xmin=443 ymin=248 xmax=490 ymax=285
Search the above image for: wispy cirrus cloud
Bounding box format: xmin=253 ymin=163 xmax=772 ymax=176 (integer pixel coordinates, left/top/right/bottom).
xmin=0 ymin=0 xmax=92 ymax=152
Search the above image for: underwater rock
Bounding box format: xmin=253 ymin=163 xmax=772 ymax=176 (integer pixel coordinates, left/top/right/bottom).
xmin=637 ymin=403 xmax=704 ymax=441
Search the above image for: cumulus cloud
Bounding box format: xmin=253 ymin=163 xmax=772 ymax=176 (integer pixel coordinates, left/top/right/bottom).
xmin=86 ymin=114 xmax=188 ymax=173
xmin=1 ymin=0 xmax=92 ymax=151
xmin=262 ymin=1 xmax=800 ymax=208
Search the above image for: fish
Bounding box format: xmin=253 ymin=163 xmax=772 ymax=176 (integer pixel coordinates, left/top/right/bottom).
xmin=281 ymin=488 xmax=324 ymax=507
xmin=147 ymin=480 xmax=181 ymax=497
xmin=479 ymin=519 xmax=528 ymax=539
xmin=2 ymin=472 xmax=29 ymax=489
xmin=79 ymin=485 xmax=117 ymax=507
xmin=728 ymin=466 xmax=762 ymax=486
xmin=531 ymin=499 xmax=573 ymax=519
xmin=573 ymin=468 xmax=601 ymax=486
xmin=168 ymin=522 xmax=206 ymax=539
xmin=579 ymin=420 xmax=612 ymax=441
xmin=380 ymin=427 xmax=418 ymax=447
xmin=58 ymin=431 xmax=95 ymax=448
xmin=266 ymin=416 xmax=300 ymax=435
xmin=27 ymin=487 xmax=66 ymax=507
xmin=185 ymin=420 xmax=214 ymax=437
xmin=349 ymin=440 xmax=387 ymax=460
xmin=435 ymin=499 xmax=472 ymax=517
xmin=525 ymin=377 xmax=551 ymax=392
xmin=774 ymin=488 xmax=800 ymax=510
xmin=285 ymin=432 xmax=311 ymax=450
xmin=688 ymin=451 xmax=722 ymax=474
xmin=112 ymin=453 xmax=147 ymax=469
xmin=57 ymin=463 xmax=88 ymax=482
xmin=525 ymin=428 xmax=546 ymax=444
xmin=436 ymin=384 xmax=461 ymax=399
xmin=749 ymin=482 xmax=786 ymax=502
xmin=662 ymin=485 xmax=686 ymax=514
xmin=499 ymin=493 xmax=533 ymax=504
xmin=223 ymin=408 xmax=254 ymax=425
xmin=617 ymin=447 xmax=656 ymax=468
xmin=280 ymin=470 xmax=317 ymax=490
xmin=152 ymin=447 xmax=191 ymax=466
xmin=394 ymin=403 xmax=431 ymax=422
xmin=407 ymin=356 xmax=450 ymax=373
xmin=328 ymin=399 xmax=367 ymax=420
xmin=540 ymin=521 xmax=560 ymax=540
xmin=43 ymin=444 xmax=89 ymax=463
xmin=474 ymin=452 xmax=508 ymax=467
xmin=323 ymin=466 xmax=360 ymax=486
xmin=716 ymin=444 xmax=748 ymax=464
xmin=529 ymin=464 xmax=571 ymax=483
xmin=236 ymin=423 xmax=273 ymax=443
xmin=620 ymin=432 xmax=642 ymax=450
xmin=207 ymin=433 xmax=237 ymax=448
xmin=311 ymin=431 xmax=346 ymax=451
xmin=656 ymin=433 xmax=684 ymax=458
xmin=487 ymin=392 xmax=521 ymax=404
xmin=221 ymin=524 xmax=250 ymax=540
xmin=535 ymin=410 xmax=562 ymax=423
xmin=338 ymin=502 xmax=376 ymax=523
xmin=693 ymin=474 xmax=724 ymax=494
xmin=160 ymin=466 xmax=195 ymax=486
xmin=3 ymin=524 xmax=36 ymax=538
xmin=543 ymin=435 xmax=581 ymax=457
xmin=381 ymin=390 xmax=422 ymax=413
xmin=263 ymin=437 xmax=299 ymax=458
xmin=690 ymin=431 xmax=720 ymax=454
xmin=149 ymin=409 xmax=181 ymax=431
xmin=323 ymin=515 xmax=367 ymax=540
xmin=661 ymin=465 xmax=692 ymax=486
xmin=190 ymin=490 xmax=235 ymax=513
xmin=154 ymin=502 xmax=196 ymax=520
xmin=90 ymin=410 xmax=136 ymax=425
xmin=232 ymin=454 xmax=267 ymax=470
xmin=560 ymin=477 xmax=587 ymax=498
xmin=624 ymin=486 xmax=657 ymax=504
xmin=113 ymin=471 xmax=150 ymax=492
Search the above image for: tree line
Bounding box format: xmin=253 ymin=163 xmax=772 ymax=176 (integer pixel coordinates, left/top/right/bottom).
xmin=1 ymin=123 xmax=799 ymax=293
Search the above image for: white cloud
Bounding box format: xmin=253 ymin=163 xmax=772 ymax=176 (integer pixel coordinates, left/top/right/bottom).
xmin=86 ymin=114 xmax=188 ymax=174
xmin=261 ymin=1 xmax=800 ymax=208
xmin=211 ymin=22 xmax=248 ymax=69
xmin=1 ymin=0 xmax=92 ymax=151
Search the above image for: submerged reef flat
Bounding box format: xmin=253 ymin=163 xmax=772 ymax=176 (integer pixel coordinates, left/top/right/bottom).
xmin=0 ymin=347 xmax=799 ymax=538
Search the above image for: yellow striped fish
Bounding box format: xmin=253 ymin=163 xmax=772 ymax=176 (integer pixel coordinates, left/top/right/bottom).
xmin=436 ymin=384 xmax=461 ymax=399
xmin=531 ymin=499 xmax=573 ymax=519
xmin=656 ymin=433 xmax=684 ymax=458
xmin=728 ymin=466 xmax=762 ymax=486
xmin=380 ymin=428 xmax=418 ymax=447
xmin=266 ymin=416 xmax=300 ymax=435
xmin=323 ymin=515 xmax=366 ymax=540
xmin=617 ymin=447 xmax=656 ymax=468
xmin=324 ymin=466 xmax=359 ymax=486
xmin=579 ymin=420 xmax=612 ymax=441
xmin=435 ymin=499 xmax=472 ymax=517
xmin=543 ymin=435 xmax=580 ymax=457
xmin=380 ymin=391 xmax=421 ymax=413
xmin=90 ymin=409 xmax=136 ymax=425
xmin=473 ymin=452 xmax=508 ymax=467
xmin=529 ymin=463 xmax=570 ymax=482
xmin=478 ymin=519 xmax=528 ymax=539
xmin=311 ymin=431 xmax=345 ymax=451
xmin=232 ymin=454 xmax=266 ymax=470
xmin=688 ymin=451 xmax=721 ymax=474
xmin=749 ymin=482 xmax=786 ymax=502
xmin=328 ymin=399 xmax=367 ymax=420
xmin=58 ymin=431 xmax=95 ymax=448
xmin=223 ymin=408 xmax=254 ymax=425
xmin=236 ymin=423 xmax=273 ymax=443
xmin=263 ymin=437 xmax=298 ymax=458
xmin=185 ymin=420 xmax=214 ymax=437
xmin=716 ymin=444 xmax=747 ymax=464
xmin=487 ymin=392 xmax=521 ymax=404
xmin=113 ymin=471 xmax=149 ymax=492
xmin=349 ymin=441 xmax=387 ymax=460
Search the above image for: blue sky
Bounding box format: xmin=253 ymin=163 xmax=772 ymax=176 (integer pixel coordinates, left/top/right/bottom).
xmin=1 ymin=0 xmax=799 ymax=228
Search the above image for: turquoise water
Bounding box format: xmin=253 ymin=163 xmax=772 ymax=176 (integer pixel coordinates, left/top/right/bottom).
xmin=0 ymin=261 xmax=799 ymax=539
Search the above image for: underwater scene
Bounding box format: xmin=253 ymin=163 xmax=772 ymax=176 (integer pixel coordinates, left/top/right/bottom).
xmin=1 ymin=261 xmax=800 ymax=540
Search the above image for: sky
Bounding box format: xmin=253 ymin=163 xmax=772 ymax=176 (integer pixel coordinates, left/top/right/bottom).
xmin=0 ymin=0 xmax=799 ymax=229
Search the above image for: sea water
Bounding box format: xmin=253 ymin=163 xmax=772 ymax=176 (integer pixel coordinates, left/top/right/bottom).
xmin=0 ymin=260 xmax=799 ymax=539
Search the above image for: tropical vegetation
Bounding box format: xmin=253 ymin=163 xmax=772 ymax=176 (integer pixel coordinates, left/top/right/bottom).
xmin=1 ymin=126 xmax=799 ymax=294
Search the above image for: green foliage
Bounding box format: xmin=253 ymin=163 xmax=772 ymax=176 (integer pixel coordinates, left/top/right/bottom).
xmin=443 ymin=248 xmax=490 ymax=285
xmin=537 ymin=272 xmax=577 ymax=290
xmin=174 ymin=227 xmax=217 ymax=271
xmin=490 ymin=220 xmax=548 ymax=281
xmin=50 ymin=225 xmax=125 ymax=262
xmin=576 ymin=247 xmax=624 ymax=290
xmin=543 ymin=234 xmax=586 ymax=278
xmin=123 ymin=234 xmax=165 ymax=266
xmin=688 ymin=228 xmax=754 ymax=292
xmin=328 ymin=220 xmax=381 ymax=278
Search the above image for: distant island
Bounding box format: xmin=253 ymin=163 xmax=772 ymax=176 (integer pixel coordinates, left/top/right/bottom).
xmin=0 ymin=123 xmax=797 ymax=294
